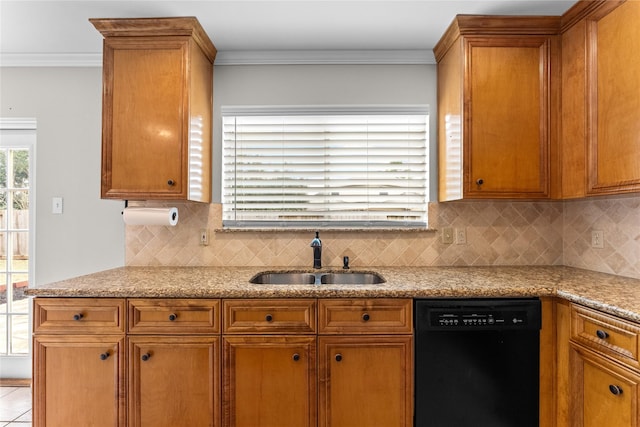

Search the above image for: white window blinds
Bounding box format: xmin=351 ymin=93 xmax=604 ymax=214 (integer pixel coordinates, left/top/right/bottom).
xmin=222 ymin=106 xmax=429 ymax=228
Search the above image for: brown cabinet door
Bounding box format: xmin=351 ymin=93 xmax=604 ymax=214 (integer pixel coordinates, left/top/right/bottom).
xmin=587 ymin=0 xmax=640 ymax=195
xmin=128 ymin=336 xmax=220 ymax=427
xmin=465 ymin=37 xmax=550 ymax=198
xmin=222 ymin=336 xmax=316 ymax=427
xmin=103 ymin=39 xmax=187 ymax=199
xmin=33 ymin=335 xmax=125 ymax=427
xmin=436 ymin=17 xmax=558 ymax=201
xmin=318 ymin=336 xmax=413 ymax=427
xmin=571 ymin=344 xmax=640 ymax=427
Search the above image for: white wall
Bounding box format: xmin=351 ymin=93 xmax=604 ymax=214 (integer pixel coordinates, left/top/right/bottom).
xmin=0 ymin=67 xmax=124 ymax=285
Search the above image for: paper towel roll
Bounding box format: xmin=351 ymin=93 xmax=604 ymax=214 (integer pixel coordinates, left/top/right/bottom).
xmin=122 ymin=207 xmax=179 ymax=226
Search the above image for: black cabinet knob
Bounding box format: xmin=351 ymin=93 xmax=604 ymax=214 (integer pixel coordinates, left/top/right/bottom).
xmin=292 ymin=353 xmax=300 ymax=362
xmin=167 ymin=179 xmax=175 ymax=186
xmin=73 ymin=313 xmax=83 ymax=321
xmin=335 ymin=353 xmax=343 ymax=362
xmin=609 ymin=385 xmax=623 ymax=396
xmin=168 ymin=313 xmax=178 ymax=321
xmin=362 ymin=313 xmax=370 ymax=322
xmin=476 ymin=178 xmax=484 ymax=186
xmin=596 ymin=329 xmax=609 ymax=339
xmin=141 ymin=353 xmax=151 ymax=361
xmin=265 ymin=314 xmax=273 ymax=322
xmin=100 ymin=352 xmax=109 ymax=361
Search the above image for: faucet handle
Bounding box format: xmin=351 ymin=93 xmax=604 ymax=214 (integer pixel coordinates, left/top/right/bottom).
xmin=343 ymin=256 xmax=350 ymax=269
xmin=310 ymin=231 xmax=322 ymax=247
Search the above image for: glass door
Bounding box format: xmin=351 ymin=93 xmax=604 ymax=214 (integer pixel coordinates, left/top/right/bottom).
xmin=0 ymin=119 xmax=35 ymax=379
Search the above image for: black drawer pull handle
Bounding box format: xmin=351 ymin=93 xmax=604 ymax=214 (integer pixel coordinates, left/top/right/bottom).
xmin=596 ymin=329 xmax=609 ymax=339
xmin=168 ymin=313 xmax=178 ymax=321
xmin=362 ymin=313 xmax=370 ymax=322
xmin=335 ymin=353 xmax=343 ymax=362
xmin=100 ymin=352 xmax=109 ymax=361
xmin=265 ymin=314 xmax=273 ymax=322
xmin=167 ymin=179 xmax=175 ymax=186
xmin=609 ymin=385 xmax=623 ymax=396
xmin=476 ymin=178 xmax=484 ymax=186
xmin=141 ymin=353 xmax=151 ymax=362
xmin=73 ymin=313 xmax=83 ymax=321
xmin=292 ymin=353 xmax=300 ymax=362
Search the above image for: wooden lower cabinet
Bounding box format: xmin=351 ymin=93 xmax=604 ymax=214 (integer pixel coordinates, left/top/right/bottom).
xmin=318 ymin=336 xmax=413 ymax=427
xmin=571 ymin=344 xmax=640 ymax=427
xmin=32 ymin=298 xmax=126 ymax=427
xmin=565 ymin=303 xmax=640 ymax=427
xmin=33 ymin=335 xmax=125 ymax=427
xmin=33 ymin=297 xmax=417 ymax=427
xmin=222 ymin=336 xmax=316 ymax=427
xmin=128 ymin=336 xmax=220 ymax=427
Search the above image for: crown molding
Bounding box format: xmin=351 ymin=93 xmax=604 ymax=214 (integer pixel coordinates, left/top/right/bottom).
xmin=0 ymin=53 xmax=103 ymax=67
xmin=1 ymin=50 xmax=435 ymax=67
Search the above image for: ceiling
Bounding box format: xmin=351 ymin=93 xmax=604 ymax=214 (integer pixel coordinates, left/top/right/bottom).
xmin=0 ymin=0 xmax=576 ymax=66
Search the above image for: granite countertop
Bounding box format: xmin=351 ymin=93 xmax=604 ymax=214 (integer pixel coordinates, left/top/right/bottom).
xmin=25 ymin=265 xmax=640 ymax=323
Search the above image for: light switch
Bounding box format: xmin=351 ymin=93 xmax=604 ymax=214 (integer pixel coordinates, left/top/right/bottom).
xmin=52 ymin=197 xmax=63 ymax=214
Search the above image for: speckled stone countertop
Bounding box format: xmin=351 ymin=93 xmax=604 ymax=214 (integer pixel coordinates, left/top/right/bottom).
xmin=25 ymin=265 xmax=640 ymax=323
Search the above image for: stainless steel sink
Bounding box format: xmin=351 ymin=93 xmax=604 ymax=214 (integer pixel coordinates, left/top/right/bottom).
xmin=249 ymin=271 xmax=386 ymax=285
xmin=320 ymin=272 xmax=385 ymax=284
xmin=249 ymin=272 xmax=316 ymax=285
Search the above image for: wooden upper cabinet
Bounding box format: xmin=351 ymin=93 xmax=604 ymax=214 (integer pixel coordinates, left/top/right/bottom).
xmin=90 ymin=17 xmax=215 ymax=202
xmin=561 ymin=0 xmax=640 ymax=197
xmin=435 ymin=16 xmax=560 ymax=201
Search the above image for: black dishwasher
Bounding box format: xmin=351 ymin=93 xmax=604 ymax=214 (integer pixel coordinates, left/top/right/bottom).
xmin=414 ymin=298 xmax=541 ymax=427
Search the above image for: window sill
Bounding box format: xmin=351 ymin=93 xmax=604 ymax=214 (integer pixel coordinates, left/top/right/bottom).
xmin=215 ymin=227 xmax=437 ymax=233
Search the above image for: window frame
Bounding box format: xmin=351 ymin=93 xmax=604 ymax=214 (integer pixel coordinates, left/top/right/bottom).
xmin=221 ymin=105 xmax=430 ymax=230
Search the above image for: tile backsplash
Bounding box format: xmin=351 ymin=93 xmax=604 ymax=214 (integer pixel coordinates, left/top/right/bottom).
xmin=125 ymin=195 xmax=640 ymax=279
xmin=562 ymin=195 xmax=640 ymax=278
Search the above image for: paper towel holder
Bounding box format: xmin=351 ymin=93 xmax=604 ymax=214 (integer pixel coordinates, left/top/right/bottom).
xmin=122 ymin=200 xmax=177 ymax=220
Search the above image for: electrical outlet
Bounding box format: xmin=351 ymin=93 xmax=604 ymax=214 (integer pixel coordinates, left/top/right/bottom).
xmin=455 ymin=228 xmax=467 ymax=245
xmin=442 ymin=227 xmax=454 ymax=244
xmin=199 ymin=229 xmax=209 ymax=246
xmin=591 ymin=230 xmax=604 ymax=249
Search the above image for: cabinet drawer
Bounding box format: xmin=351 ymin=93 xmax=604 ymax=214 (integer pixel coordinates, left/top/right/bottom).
xmin=571 ymin=304 xmax=640 ymax=370
xmin=128 ymin=299 xmax=220 ymax=334
xmin=223 ymin=299 xmax=316 ymax=334
xmin=34 ymin=298 xmax=125 ymax=334
xmin=318 ymin=299 xmax=412 ymax=334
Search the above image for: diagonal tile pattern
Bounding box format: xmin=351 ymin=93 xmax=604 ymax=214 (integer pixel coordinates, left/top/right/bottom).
xmin=124 ymin=195 xmax=640 ymax=279
xmin=563 ymin=195 xmax=640 ymax=278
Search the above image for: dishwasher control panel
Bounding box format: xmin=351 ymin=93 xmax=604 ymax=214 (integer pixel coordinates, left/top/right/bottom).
xmin=433 ymin=311 xmax=528 ymax=328
xmin=415 ymin=298 xmax=542 ymax=331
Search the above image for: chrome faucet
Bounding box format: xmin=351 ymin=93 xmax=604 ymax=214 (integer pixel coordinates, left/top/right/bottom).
xmin=310 ymin=231 xmax=322 ymax=269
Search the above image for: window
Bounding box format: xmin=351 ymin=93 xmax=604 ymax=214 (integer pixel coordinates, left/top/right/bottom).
xmin=222 ymin=106 xmax=429 ymax=228
xmin=0 ymin=118 xmax=35 ymax=379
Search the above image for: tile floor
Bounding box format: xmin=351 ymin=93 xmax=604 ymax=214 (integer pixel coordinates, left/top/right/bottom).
xmin=0 ymin=387 xmax=31 ymax=426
